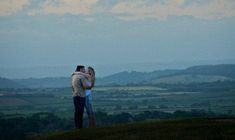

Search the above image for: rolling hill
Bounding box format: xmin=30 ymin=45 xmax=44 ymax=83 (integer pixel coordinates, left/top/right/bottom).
xmin=150 ymin=64 xmax=235 ymax=84
xmin=0 ymin=64 xmax=235 ymax=88
xmin=98 ymin=64 xmax=235 ymax=85
xmin=96 ymin=69 xmax=179 ymax=85
xmin=182 ymin=64 xmax=235 ymax=78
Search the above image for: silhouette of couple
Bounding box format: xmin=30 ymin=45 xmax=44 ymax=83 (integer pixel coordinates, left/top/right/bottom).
xmin=71 ymin=65 xmax=95 ymax=129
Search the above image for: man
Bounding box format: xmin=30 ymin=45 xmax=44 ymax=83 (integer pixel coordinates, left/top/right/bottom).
xmin=71 ymin=65 xmax=92 ymax=129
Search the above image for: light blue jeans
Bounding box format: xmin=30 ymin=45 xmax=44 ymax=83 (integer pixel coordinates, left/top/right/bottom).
xmin=85 ymin=94 xmax=94 ymax=115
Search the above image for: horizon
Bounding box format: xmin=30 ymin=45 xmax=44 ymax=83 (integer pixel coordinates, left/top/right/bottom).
xmin=1 ymin=0 xmax=235 ymax=78
xmin=1 ymin=61 xmax=235 ymax=79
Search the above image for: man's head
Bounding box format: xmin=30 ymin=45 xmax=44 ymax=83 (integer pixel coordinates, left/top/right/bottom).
xmin=76 ymin=65 xmax=85 ymax=73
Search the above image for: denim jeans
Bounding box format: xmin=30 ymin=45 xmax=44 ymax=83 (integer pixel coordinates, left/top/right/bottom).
xmin=73 ymin=96 xmax=85 ymax=129
xmin=85 ymin=94 xmax=94 ymax=116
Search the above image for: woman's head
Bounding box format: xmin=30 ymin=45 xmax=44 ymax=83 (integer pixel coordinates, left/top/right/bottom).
xmin=87 ymin=66 xmax=95 ymax=87
xmin=87 ymin=66 xmax=95 ymax=77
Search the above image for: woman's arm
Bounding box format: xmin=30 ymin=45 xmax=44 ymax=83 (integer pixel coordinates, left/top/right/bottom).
xmin=80 ymin=72 xmax=91 ymax=78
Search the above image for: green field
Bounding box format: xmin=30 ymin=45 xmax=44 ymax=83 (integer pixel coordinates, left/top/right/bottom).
xmin=0 ymin=86 xmax=235 ymax=116
xmin=30 ymin=118 xmax=235 ymax=140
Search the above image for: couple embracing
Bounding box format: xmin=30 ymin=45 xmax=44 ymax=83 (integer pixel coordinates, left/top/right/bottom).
xmin=71 ymin=65 xmax=95 ymax=129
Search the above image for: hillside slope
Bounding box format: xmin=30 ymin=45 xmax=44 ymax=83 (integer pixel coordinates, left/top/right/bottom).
xmin=31 ymin=118 xmax=235 ymax=140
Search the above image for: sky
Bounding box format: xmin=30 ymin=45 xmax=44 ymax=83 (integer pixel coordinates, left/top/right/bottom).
xmin=0 ymin=0 xmax=235 ymax=78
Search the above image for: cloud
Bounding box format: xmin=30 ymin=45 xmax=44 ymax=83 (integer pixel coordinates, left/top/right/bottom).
xmin=111 ymin=0 xmax=235 ymax=20
xmin=0 ymin=0 xmax=29 ymax=16
xmin=28 ymin=0 xmax=98 ymax=16
xmin=83 ymin=17 xmax=96 ymax=22
xmin=1 ymin=0 xmax=235 ymax=21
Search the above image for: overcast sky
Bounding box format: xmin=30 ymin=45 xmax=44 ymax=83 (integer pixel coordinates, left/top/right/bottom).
xmin=0 ymin=0 xmax=235 ymax=78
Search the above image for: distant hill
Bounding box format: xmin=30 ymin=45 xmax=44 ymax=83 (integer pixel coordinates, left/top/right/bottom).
xmin=151 ymin=74 xmax=234 ymax=84
xmin=31 ymin=119 xmax=235 ymax=140
xmin=0 ymin=64 xmax=235 ymax=88
xmin=13 ymin=77 xmax=70 ymax=88
xmin=98 ymin=64 xmax=235 ymax=85
xmin=96 ymin=69 xmax=179 ymax=85
xmin=181 ymin=64 xmax=235 ymax=78
xmin=0 ymin=77 xmax=25 ymax=88
xmin=150 ymin=64 xmax=235 ymax=84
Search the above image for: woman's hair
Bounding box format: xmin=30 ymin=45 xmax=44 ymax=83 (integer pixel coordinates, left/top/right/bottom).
xmin=88 ymin=66 xmax=95 ymax=87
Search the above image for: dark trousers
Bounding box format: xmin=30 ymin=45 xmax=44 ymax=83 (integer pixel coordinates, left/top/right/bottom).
xmin=73 ymin=96 xmax=85 ymax=129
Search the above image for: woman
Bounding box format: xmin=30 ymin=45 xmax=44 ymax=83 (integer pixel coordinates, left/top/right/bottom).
xmin=80 ymin=66 xmax=95 ymax=127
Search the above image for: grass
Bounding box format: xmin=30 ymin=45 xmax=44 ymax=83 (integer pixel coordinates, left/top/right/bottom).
xmin=30 ymin=118 xmax=235 ymax=140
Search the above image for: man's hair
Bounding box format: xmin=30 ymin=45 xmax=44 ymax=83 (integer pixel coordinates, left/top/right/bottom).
xmin=76 ymin=65 xmax=85 ymax=72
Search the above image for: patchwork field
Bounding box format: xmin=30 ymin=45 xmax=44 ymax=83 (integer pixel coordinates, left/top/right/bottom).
xmin=0 ymin=86 xmax=234 ymax=116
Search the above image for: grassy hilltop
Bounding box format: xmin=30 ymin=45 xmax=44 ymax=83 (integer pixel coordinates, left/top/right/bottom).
xmin=31 ymin=118 xmax=235 ymax=140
